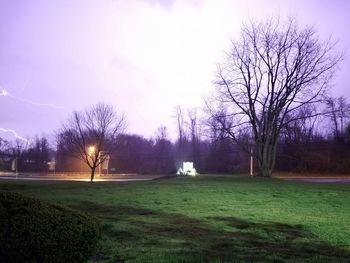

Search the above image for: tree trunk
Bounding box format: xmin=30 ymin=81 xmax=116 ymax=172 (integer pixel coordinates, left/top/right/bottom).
xmin=90 ymin=167 xmax=96 ymax=182
xmin=256 ymin=140 xmax=276 ymax=177
xmin=258 ymin=151 xmax=272 ymax=177
xmin=259 ymin=163 xmax=271 ymax=177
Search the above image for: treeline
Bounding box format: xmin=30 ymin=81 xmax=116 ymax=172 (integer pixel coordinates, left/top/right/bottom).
xmin=0 ymin=137 xmax=51 ymax=172
xmin=55 ymin=133 xmax=249 ymax=174
xmin=1 ymin=130 xmax=349 ymax=175
xmin=0 ymin=97 xmax=349 ymax=175
xmin=277 ymin=130 xmax=350 ymax=174
xmin=1 ymin=129 xmax=349 ymax=175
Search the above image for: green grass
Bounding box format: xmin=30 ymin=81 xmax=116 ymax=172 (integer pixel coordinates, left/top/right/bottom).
xmin=1 ymin=175 xmax=350 ymax=262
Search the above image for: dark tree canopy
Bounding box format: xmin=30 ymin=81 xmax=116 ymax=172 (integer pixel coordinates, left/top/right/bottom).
xmin=209 ymin=18 xmax=343 ymax=177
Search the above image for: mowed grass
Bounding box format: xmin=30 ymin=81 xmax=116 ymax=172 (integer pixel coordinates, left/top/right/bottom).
xmin=1 ymin=175 xmax=350 ymax=262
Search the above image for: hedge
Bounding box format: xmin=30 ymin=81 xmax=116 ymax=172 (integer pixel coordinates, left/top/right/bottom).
xmin=0 ymin=192 xmax=101 ymax=263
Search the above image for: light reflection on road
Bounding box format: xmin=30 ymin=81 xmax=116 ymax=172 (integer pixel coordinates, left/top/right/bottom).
xmin=0 ymin=176 xmax=152 ymax=182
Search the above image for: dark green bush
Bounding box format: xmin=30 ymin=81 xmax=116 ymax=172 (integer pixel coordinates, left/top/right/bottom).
xmin=0 ymin=192 xmax=101 ymax=263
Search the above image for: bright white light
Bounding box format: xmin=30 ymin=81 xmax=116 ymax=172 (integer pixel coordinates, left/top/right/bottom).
xmin=183 ymin=162 xmax=194 ymax=171
xmin=177 ymin=161 xmax=198 ymax=176
xmin=88 ymin=146 xmax=96 ymax=156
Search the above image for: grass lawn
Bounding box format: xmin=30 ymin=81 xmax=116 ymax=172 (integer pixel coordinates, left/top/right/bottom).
xmin=1 ymin=175 xmax=349 ymax=262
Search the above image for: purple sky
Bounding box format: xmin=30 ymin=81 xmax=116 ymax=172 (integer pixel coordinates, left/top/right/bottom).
xmin=0 ymin=0 xmax=349 ymax=142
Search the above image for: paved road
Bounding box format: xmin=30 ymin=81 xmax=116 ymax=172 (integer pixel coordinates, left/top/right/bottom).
xmin=0 ymin=172 xmax=161 ymax=182
xmin=284 ymin=178 xmax=350 ymax=183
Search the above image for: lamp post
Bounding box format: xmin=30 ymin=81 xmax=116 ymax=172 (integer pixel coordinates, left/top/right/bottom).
xmin=98 ymin=151 xmax=101 ymax=176
xmin=16 ymin=145 xmax=20 ymax=179
xmin=15 ymin=157 xmax=18 ymax=179
xmin=250 ymin=148 xmax=254 ymax=177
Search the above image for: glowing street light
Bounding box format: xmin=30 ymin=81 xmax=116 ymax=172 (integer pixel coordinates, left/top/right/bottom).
xmin=88 ymin=146 xmax=95 ymax=156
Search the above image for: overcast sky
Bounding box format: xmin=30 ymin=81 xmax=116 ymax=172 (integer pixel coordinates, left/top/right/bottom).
xmin=0 ymin=0 xmax=349 ymax=142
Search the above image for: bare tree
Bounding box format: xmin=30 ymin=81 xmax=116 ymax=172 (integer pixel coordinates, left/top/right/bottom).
xmin=174 ymin=105 xmax=187 ymax=145
xmin=337 ymin=96 xmax=350 ymax=133
xmin=0 ymin=137 xmax=11 ymax=170
xmin=325 ymin=96 xmax=350 ymax=138
xmin=57 ymin=103 xmax=126 ymax=182
xmin=0 ymin=137 xmax=11 ymax=156
xmin=208 ymin=18 xmax=343 ymax=177
xmin=173 ymin=105 xmax=188 ymax=164
xmin=153 ymin=126 xmax=174 ymax=173
xmin=188 ymin=109 xmax=200 ymax=143
xmin=282 ymin=104 xmax=319 ymax=144
xmin=187 ymin=109 xmax=201 ymax=166
xmin=325 ymin=97 xmax=339 ymax=137
xmin=155 ymin=125 xmax=169 ymax=141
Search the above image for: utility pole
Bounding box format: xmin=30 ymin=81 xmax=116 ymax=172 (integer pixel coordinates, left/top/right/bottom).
xmin=15 ymin=145 xmax=20 ymax=179
xmin=98 ymin=151 xmax=101 ymax=177
xmin=250 ymin=149 xmax=253 ymax=177
xmin=15 ymin=157 xmax=18 ymax=179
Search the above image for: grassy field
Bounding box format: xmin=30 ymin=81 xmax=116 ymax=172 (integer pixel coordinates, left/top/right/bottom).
xmin=1 ymin=175 xmax=350 ymax=262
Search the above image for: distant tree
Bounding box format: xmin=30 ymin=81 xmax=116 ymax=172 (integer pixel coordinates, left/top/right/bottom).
xmin=325 ymin=96 xmax=350 ymax=138
xmin=113 ymin=134 xmax=153 ymax=174
xmin=22 ymin=137 xmax=51 ymax=172
xmin=173 ymin=105 xmax=189 ymax=165
xmin=155 ymin=126 xmax=169 ymax=141
xmin=277 ymin=105 xmax=320 ymax=171
xmin=0 ymin=138 xmax=10 ymax=156
xmin=153 ymin=126 xmax=174 ymax=173
xmin=208 ymin=17 xmax=343 ymax=177
xmin=281 ymin=104 xmax=319 ymax=144
xmin=57 ymin=103 xmax=126 ymax=182
xmin=325 ymin=97 xmax=340 ymax=137
xmin=345 ymin=123 xmax=350 ymax=143
xmin=187 ymin=109 xmax=202 ymax=169
xmin=6 ymin=139 xmax=29 ymax=173
xmin=0 ymin=137 xmax=11 ymax=170
xmin=174 ymin=106 xmax=187 ymax=145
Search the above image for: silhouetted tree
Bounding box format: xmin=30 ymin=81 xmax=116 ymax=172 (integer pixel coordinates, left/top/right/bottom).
xmin=325 ymin=96 xmax=350 ymax=139
xmin=6 ymin=139 xmax=29 ymax=173
xmin=57 ymin=103 xmax=126 ymax=182
xmin=0 ymin=137 xmax=12 ymax=170
xmin=187 ymin=109 xmax=202 ymax=169
xmin=208 ymin=17 xmax=343 ymax=177
xmin=113 ymin=134 xmax=153 ymax=173
xmin=153 ymin=126 xmax=174 ymax=173
xmin=22 ymin=137 xmax=51 ymax=172
xmin=173 ymin=105 xmax=189 ymax=166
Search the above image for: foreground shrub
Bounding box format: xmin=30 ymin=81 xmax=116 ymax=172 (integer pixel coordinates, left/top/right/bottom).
xmin=0 ymin=192 xmax=101 ymax=263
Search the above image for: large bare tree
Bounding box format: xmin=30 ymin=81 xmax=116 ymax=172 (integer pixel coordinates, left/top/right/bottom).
xmin=208 ymin=18 xmax=343 ymax=177
xmin=58 ymin=103 xmax=126 ymax=182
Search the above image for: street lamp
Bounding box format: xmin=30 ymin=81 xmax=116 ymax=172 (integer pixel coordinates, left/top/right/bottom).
xmin=98 ymin=151 xmax=101 ymax=176
xmin=88 ymin=146 xmax=95 ymax=156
